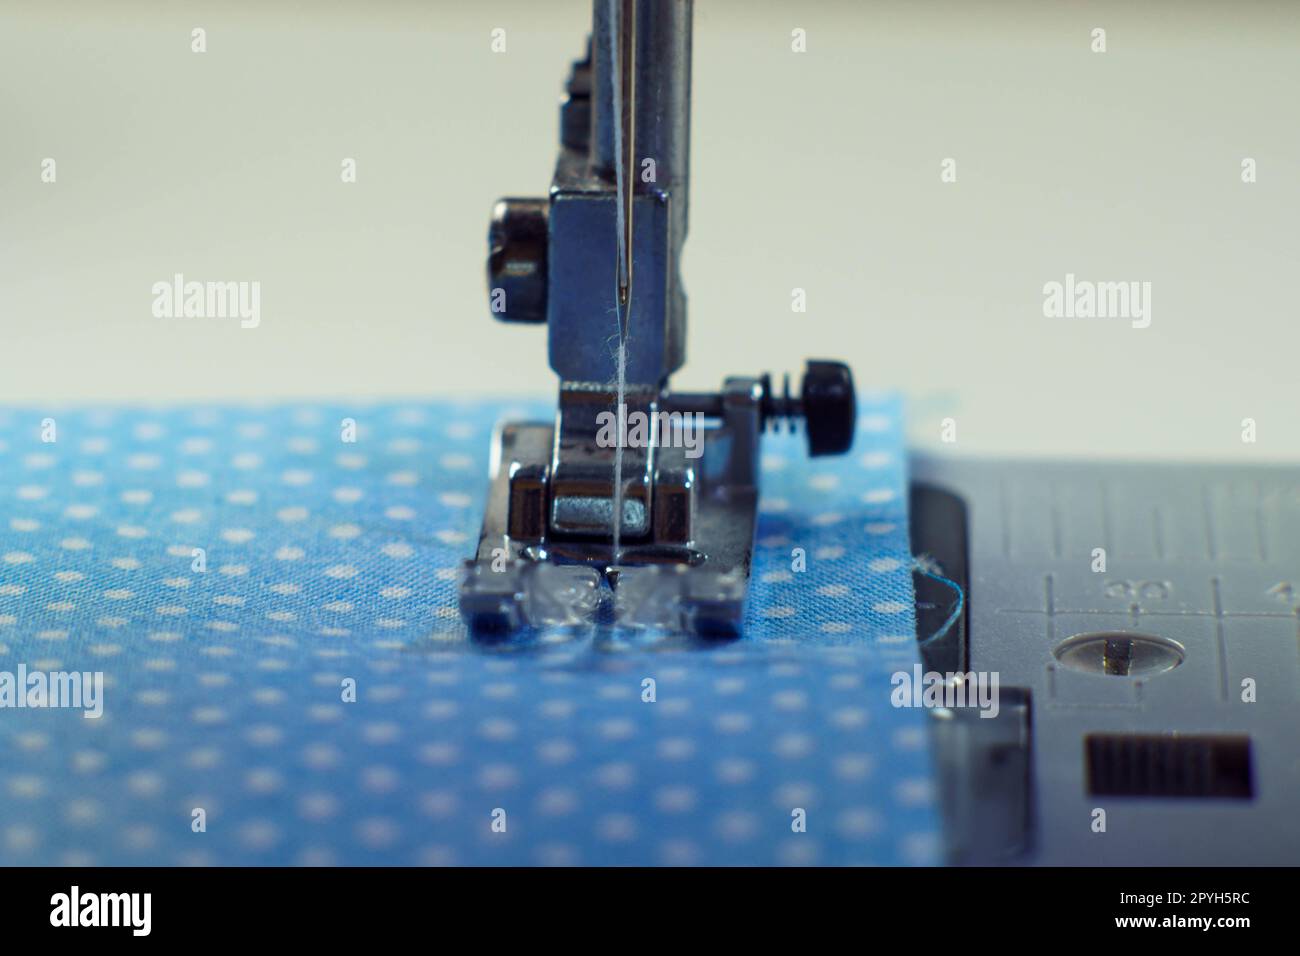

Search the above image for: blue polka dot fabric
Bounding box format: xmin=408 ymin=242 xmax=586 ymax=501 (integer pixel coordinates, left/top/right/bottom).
xmin=0 ymin=397 xmax=939 ymax=865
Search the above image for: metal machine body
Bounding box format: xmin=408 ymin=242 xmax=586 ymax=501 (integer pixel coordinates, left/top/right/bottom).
xmin=909 ymin=458 xmax=1300 ymax=865
xmin=460 ymin=0 xmax=855 ymax=635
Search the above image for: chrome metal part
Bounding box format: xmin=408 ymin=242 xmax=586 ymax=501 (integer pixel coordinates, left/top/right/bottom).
xmin=461 ymin=1 xmax=856 ymax=638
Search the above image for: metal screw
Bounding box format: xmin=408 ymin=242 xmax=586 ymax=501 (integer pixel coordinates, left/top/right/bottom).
xmin=487 ymin=198 xmax=548 ymax=324
xmin=664 ymin=360 xmax=857 ymax=457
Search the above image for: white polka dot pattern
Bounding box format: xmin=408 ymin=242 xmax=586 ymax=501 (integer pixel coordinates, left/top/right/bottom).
xmin=0 ymin=399 xmax=937 ymax=864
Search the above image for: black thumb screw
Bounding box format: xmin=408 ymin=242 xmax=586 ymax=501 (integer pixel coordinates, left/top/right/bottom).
xmin=798 ymin=360 xmax=856 ymax=456
xmin=759 ymin=360 xmax=856 ymax=457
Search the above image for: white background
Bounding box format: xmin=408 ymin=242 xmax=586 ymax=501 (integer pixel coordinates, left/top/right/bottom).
xmin=2 ymin=0 xmax=1297 ymax=461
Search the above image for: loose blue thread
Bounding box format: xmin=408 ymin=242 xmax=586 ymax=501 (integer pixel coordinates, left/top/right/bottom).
xmin=912 ymin=556 xmax=964 ymax=648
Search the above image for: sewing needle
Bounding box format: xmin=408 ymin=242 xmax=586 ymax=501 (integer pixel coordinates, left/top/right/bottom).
xmin=615 ymin=0 xmax=635 ymax=332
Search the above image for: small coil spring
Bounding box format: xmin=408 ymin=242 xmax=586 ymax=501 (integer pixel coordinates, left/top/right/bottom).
xmin=760 ymin=372 xmax=802 ymax=434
